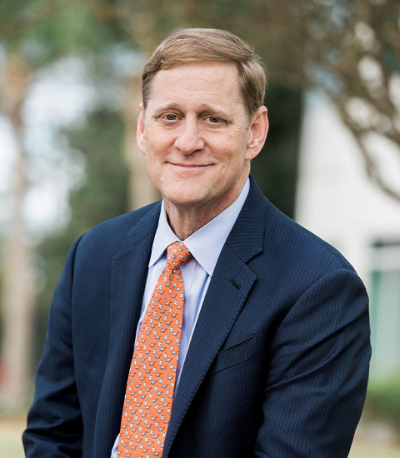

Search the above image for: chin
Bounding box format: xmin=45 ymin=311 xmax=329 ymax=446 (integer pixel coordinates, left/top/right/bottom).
xmin=165 ymin=194 xmax=205 ymax=208
xmin=162 ymin=183 xmax=206 ymax=203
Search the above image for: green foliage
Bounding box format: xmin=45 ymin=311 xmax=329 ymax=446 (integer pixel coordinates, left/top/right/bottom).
xmin=33 ymin=108 xmax=129 ymax=365
xmin=364 ymin=377 xmax=400 ymax=435
xmin=0 ymin=0 xmax=131 ymax=67
xmin=62 ymin=110 xmax=129 ymax=235
xmin=252 ymin=86 xmax=302 ymax=218
xmin=30 ymin=2 xmax=128 ymax=61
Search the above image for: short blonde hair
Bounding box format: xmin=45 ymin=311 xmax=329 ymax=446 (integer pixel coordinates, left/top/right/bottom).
xmin=142 ymin=28 xmax=267 ymax=118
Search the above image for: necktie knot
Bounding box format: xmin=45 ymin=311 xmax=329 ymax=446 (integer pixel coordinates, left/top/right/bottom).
xmin=166 ymin=242 xmax=192 ymax=270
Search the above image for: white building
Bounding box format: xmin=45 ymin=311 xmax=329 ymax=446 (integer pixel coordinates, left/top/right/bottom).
xmin=296 ymin=91 xmax=400 ymax=379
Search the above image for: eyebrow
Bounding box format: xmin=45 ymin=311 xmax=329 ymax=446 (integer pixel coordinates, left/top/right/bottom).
xmin=152 ymin=103 xmax=182 ymax=116
xmin=152 ymin=102 xmax=235 ymax=120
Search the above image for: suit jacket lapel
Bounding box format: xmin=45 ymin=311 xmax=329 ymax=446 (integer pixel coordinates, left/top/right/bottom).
xmin=94 ymin=203 xmax=161 ymax=457
xmin=164 ymin=178 xmax=269 ymax=455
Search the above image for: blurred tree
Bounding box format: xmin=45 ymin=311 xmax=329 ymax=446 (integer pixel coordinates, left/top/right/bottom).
xmin=299 ymin=0 xmax=400 ymax=202
xmin=0 ymin=52 xmax=34 ymax=410
xmin=0 ymin=0 xmax=140 ymax=409
xmin=34 ymin=108 xmax=129 ymax=362
xmin=252 ymin=87 xmax=302 ymax=218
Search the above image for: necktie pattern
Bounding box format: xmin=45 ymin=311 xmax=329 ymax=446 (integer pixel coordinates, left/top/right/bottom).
xmin=118 ymin=242 xmax=192 ymax=457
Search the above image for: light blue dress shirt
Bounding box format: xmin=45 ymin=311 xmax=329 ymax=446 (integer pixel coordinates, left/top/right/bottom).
xmin=111 ymin=179 xmax=250 ymax=457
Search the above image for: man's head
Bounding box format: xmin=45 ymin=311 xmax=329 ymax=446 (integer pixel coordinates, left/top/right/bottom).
xmin=137 ymin=28 xmax=269 ymax=237
xmin=142 ymin=28 xmax=266 ymax=120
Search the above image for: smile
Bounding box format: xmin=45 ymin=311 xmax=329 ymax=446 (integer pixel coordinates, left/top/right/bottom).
xmin=168 ymin=162 xmax=210 ymax=168
xmin=167 ymin=163 xmax=212 ymax=173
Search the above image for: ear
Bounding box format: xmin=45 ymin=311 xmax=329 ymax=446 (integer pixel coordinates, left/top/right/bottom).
xmin=136 ymin=102 xmax=146 ymax=155
xmin=245 ymin=106 xmax=269 ymax=160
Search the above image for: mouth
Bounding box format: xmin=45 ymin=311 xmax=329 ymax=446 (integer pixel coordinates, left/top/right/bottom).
xmin=167 ymin=162 xmax=212 ymax=173
xmin=169 ymin=162 xmax=210 ymax=168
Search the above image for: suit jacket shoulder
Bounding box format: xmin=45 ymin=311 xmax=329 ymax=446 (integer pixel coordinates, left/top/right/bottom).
xmin=74 ymin=200 xmax=161 ymax=264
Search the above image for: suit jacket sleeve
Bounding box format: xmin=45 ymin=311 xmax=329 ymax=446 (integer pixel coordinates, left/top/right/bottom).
xmin=254 ymin=268 xmax=371 ymax=457
xmin=23 ymin=236 xmax=84 ymax=457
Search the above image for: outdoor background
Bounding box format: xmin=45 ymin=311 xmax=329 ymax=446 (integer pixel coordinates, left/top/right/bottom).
xmin=1 ymin=1 xmax=400 ymax=456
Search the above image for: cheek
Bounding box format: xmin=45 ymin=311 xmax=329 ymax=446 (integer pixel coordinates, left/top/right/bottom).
xmin=211 ymin=134 xmax=240 ymax=156
xmin=145 ymin=124 xmax=171 ymax=149
xmin=228 ymin=129 xmax=244 ymax=144
xmin=145 ymin=137 xmax=168 ymax=161
xmin=224 ymin=130 xmax=249 ymax=157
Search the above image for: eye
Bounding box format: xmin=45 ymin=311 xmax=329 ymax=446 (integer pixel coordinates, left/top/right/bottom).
xmin=165 ymin=113 xmax=177 ymax=121
xmin=208 ymin=116 xmax=221 ymax=124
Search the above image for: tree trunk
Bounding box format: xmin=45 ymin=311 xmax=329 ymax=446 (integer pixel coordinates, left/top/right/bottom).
xmin=121 ymin=74 xmax=158 ymax=211
xmin=0 ymin=53 xmax=34 ymax=410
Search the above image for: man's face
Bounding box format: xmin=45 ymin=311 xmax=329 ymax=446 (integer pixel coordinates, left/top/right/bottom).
xmin=137 ymin=61 xmax=265 ymax=217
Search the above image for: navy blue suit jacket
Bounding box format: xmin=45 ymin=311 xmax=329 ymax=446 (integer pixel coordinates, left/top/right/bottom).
xmin=23 ymin=178 xmax=371 ymax=457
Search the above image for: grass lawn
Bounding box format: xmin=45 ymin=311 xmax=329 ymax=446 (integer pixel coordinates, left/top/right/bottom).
xmin=349 ymin=442 xmax=400 ymax=458
xmin=1 ymin=416 xmax=400 ymax=457
xmin=0 ymin=417 xmax=25 ymax=458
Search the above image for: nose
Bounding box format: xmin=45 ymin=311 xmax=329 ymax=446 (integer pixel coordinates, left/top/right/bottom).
xmin=174 ymin=119 xmax=205 ymax=154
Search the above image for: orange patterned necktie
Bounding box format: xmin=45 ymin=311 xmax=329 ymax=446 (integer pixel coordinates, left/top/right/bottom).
xmin=118 ymin=242 xmax=192 ymax=457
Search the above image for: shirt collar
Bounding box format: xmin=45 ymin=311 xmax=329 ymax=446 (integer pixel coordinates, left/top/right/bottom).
xmin=149 ymin=178 xmax=250 ymax=276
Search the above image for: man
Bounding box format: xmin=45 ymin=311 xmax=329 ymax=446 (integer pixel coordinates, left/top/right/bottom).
xmin=23 ymin=28 xmax=371 ymax=457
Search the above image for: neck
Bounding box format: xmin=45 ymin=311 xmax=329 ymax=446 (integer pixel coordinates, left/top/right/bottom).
xmin=165 ymin=205 xmax=222 ymax=240
xmin=164 ymin=176 xmax=248 ymax=240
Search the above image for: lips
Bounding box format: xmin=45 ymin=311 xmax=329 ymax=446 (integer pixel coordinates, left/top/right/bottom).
xmin=168 ymin=162 xmax=210 ymax=168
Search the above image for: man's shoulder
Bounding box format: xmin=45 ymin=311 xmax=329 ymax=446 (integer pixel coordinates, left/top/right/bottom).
xmin=243 ymin=177 xmax=354 ymax=274
xmin=264 ymin=199 xmax=356 ymax=274
xmin=88 ymin=201 xmax=161 ymax=236
xmin=73 ymin=201 xmax=161 ymax=260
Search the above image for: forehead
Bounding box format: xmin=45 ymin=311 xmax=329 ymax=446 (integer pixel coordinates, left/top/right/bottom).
xmin=147 ymin=61 xmax=244 ymax=110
